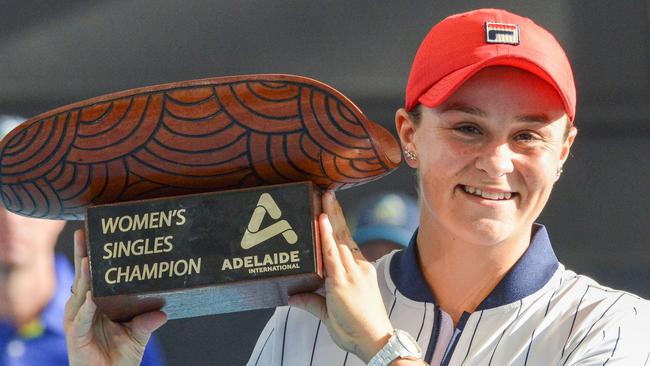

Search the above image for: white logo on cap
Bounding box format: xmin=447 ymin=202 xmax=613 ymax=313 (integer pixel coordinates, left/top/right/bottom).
xmin=485 ymin=22 xmax=520 ymax=45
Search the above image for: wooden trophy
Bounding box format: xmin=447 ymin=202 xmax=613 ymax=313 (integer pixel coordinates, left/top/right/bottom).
xmin=0 ymin=74 xmax=402 ymax=321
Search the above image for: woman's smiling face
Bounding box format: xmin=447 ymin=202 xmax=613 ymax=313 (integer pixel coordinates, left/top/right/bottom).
xmin=398 ymin=66 xmax=577 ymax=246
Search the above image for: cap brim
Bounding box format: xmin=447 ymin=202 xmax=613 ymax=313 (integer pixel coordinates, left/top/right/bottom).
xmin=353 ymin=226 xmax=413 ymax=248
xmin=417 ymin=56 xmax=575 ymax=121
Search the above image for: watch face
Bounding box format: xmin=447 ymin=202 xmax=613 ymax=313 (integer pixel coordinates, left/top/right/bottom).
xmin=395 ymin=329 xmax=422 ymax=355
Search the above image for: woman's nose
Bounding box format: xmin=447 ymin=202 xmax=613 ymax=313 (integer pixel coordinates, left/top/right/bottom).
xmin=475 ymin=143 xmax=514 ymax=178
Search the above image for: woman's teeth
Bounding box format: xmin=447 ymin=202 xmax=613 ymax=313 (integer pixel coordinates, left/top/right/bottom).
xmin=463 ymin=185 xmax=512 ymax=200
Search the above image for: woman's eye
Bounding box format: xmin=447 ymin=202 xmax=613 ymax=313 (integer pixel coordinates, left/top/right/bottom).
xmin=514 ymin=132 xmax=540 ymax=142
xmin=454 ymin=125 xmax=481 ymax=134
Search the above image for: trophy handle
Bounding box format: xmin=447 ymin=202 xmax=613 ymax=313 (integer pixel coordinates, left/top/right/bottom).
xmin=0 ymin=74 xmax=402 ymax=219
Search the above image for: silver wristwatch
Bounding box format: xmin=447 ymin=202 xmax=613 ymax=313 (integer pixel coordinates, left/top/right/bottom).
xmin=367 ymin=329 xmax=422 ymax=366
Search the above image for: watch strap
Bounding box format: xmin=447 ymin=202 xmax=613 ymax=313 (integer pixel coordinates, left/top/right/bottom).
xmin=367 ymin=329 xmax=422 ymax=366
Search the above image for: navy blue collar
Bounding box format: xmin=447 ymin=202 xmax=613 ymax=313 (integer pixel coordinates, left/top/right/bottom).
xmin=389 ymin=224 xmax=559 ymax=309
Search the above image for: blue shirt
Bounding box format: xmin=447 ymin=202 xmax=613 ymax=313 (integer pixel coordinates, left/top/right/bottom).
xmin=0 ymin=254 xmax=165 ymax=366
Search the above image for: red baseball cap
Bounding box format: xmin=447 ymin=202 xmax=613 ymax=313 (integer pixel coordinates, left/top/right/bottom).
xmin=405 ymin=9 xmax=576 ymax=121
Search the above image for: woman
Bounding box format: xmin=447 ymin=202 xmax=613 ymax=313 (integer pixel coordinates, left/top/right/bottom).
xmin=65 ymin=8 xmax=649 ymax=365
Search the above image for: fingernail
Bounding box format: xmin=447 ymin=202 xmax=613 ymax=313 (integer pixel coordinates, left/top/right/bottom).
xmin=329 ymin=190 xmax=336 ymax=201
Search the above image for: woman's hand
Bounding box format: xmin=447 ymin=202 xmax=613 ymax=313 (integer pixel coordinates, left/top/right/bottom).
xmin=64 ymin=229 xmax=167 ymax=366
xmin=289 ymin=191 xmax=394 ymax=363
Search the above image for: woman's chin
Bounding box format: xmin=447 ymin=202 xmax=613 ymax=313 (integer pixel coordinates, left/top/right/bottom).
xmin=460 ymin=218 xmax=521 ymax=247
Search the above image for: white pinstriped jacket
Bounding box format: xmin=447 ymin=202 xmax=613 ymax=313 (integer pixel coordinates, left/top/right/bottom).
xmin=248 ymin=225 xmax=650 ymax=365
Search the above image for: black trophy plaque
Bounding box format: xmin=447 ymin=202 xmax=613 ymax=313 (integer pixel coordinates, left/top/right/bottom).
xmin=85 ymin=182 xmax=322 ymax=321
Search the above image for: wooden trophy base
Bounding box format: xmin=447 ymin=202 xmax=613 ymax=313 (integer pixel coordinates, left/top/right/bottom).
xmin=85 ymin=182 xmax=322 ymax=321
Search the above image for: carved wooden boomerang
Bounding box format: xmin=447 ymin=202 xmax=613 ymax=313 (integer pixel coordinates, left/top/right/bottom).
xmin=0 ymin=74 xmax=402 ymax=220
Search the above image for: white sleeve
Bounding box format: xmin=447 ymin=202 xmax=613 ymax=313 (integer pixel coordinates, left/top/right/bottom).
xmin=566 ymin=298 xmax=650 ymax=365
xmin=247 ymin=307 xmax=283 ymax=366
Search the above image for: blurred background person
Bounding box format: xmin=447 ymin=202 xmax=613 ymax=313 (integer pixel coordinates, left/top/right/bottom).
xmin=0 ymin=116 xmax=165 ymax=366
xmin=351 ymin=192 xmax=419 ymax=261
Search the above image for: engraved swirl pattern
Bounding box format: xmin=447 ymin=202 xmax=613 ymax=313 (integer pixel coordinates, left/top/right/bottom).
xmin=0 ymin=75 xmax=401 ymax=219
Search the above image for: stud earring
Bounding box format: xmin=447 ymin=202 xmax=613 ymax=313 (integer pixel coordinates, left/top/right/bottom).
xmin=556 ymin=167 xmax=564 ymax=178
xmin=404 ymin=149 xmax=417 ymax=161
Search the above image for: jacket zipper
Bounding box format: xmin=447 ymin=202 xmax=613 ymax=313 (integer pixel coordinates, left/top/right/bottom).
xmin=441 ymin=312 xmax=471 ymax=366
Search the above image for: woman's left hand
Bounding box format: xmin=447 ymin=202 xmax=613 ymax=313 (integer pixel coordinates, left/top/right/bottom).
xmin=289 ymin=191 xmax=394 ymax=363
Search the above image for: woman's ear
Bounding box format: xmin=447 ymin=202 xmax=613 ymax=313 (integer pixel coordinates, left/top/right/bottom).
xmin=559 ymin=124 xmax=578 ymax=165
xmin=395 ymin=108 xmax=419 ymax=168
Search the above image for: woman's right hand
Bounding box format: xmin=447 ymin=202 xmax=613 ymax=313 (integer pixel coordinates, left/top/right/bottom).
xmin=64 ymin=229 xmax=168 ymax=366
